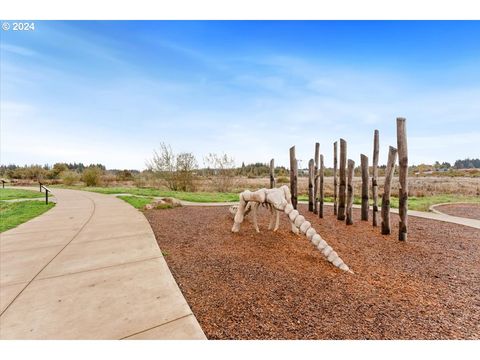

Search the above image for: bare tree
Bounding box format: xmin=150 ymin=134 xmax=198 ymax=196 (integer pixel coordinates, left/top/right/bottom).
xmin=147 ymin=142 xmax=197 ymax=191
xmin=176 ymin=152 xmax=198 ymax=192
xmin=204 ymin=153 xmax=236 ymax=192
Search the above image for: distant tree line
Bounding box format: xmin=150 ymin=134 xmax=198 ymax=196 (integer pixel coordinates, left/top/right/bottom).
xmin=453 ymin=158 xmax=480 ymax=169
xmin=236 ymin=162 xmax=289 ymax=177
xmin=2 ymin=154 xmax=479 ymax=186
xmin=0 ymin=162 xmax=143 ymax=187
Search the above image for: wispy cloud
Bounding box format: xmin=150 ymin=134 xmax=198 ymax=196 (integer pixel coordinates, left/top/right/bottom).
xmin=0 ymin=43 xmax=38 ymax=57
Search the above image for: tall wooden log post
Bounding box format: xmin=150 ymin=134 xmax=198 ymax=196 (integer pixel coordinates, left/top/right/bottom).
xmin=346 ymin=159 xmax=355 ymax=225
xmin=337 ymin=139 xmax=347 ymax=220
xmin=397 ymin=118 xmax=408 ymax=241
xmin=319 ymin=154 xmax=325 ymax=218
xmin=289 ymin=146 xmax=298 ymax=209
xmin=381 ymin=146 xmax=398 ymax=235
xmin=333 ymin=141 xmax=338 ymax=216
xmin=314 ymin=142 xmax=320 ymax=214
xmin=308 ymin=159 xmax=314 ymax=212
xmin=372 ymin=130 xmax=379 ymax=226
xmin=269 ymin=158 xmax=275 ymax=189
xmin=360 ymin=154 xmax=369 ymax=221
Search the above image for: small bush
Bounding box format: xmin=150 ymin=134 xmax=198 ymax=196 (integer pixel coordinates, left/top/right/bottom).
xmin=82 ymin=167 xmax=103 ymax=186
xmin=61 ymin=170 xmax=80 ymax=186
xmin=276 ymin=176 xmax=289 ymax=184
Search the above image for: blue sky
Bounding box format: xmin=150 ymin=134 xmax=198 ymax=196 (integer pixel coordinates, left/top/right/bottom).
xmin=1 ymin=21 xmax=480 ymax=169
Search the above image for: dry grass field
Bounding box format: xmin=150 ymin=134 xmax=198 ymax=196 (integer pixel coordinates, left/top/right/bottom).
xmin=195 ymin=176 xmax=480 ymax=197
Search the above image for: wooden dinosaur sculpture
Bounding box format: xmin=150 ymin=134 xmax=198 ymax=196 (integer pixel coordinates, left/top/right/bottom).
xmin=231 ymin=185 xmax=353 ymax=273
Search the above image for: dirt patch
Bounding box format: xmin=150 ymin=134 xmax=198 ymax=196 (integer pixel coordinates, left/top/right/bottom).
xmin=434 ymin=203 xmax=480 ymax=220
xmin=145 ymin=205 xmax=480 ymax=339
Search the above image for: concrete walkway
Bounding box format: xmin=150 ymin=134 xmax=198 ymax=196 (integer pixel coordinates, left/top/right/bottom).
xmin=329 ymin=202 xmax=480 ymax=229
xmin=174 ymin=199 xmax=480 ymax=230
xmin=0 ymin=188 xmax=206 ymax=340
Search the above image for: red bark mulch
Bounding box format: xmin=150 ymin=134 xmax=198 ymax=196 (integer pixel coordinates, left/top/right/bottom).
xmin=144 ymin=204 xmax=480 ymax=340
xmin=434 ymin=203 xmax=480 ymax=220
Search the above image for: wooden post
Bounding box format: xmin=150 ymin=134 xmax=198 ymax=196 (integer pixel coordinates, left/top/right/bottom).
xmin=397 ymin=118 xmax=408 ymax=241
xmin=337 ymin=139 xmax=347 ymax=220
xmin=381 ymin=146 xmax=398 ymax=235
xmin=289 ymin=146 xmax=298 ymax=209
xmin=319 ymin=154 xmax=324 ymax=218
xmin=346 ymin=159 xmax=355 ymax=225
xmin=361 ymin=154 xmax=369 ymax=221
xmin=372 ymin=130 xmax=379 ymax=226
xmin=308 ymin=159 xmax=314 ymax=212
xmin=333 ymin=141 xmax=338 ymax=216
xmin=314 ymin=142 xmax=320 ymax=214
xmin=269 ymin=158 xmax=275 ymax=189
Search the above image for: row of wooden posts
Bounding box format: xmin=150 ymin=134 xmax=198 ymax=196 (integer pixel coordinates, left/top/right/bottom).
xmin=270 ymin=118 xmax=408 ymax=241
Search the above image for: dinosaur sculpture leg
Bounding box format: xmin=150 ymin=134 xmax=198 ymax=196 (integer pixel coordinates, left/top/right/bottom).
xmin=251 ymin=202 xmax=260 ymax=233
xmin=268 ymin=205 xmax=275 ymax=230
xmin=231 ymin=192 xmax=248 ymax=233
xmin=274 ymin=208 xmax=280 ymax=231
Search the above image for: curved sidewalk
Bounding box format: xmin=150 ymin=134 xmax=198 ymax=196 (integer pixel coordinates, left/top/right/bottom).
xmin=0 ymin=188 xmax=206 ymax=340
xmin=177 ymin=199 xmax=480 ymax=229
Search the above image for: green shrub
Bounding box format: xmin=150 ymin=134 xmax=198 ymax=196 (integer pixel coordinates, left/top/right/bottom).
xmin=61 ymin=170 xmax=80 ymax=186
xmin=82 ymin=167 xmax=103 ymax=187
xmin=276 ymin=176 xmax=289 ymax=184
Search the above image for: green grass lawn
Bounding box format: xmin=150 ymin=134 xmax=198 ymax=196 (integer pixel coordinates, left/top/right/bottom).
xmin=55 ymin=185 xmax=239 ymax=203
xmin=54 ymin=185 xmax=479 ymax=212
xmin=0 ymin=201 xmax=55 ymax=232
xmin=117 ymin=195 xmax=175 ymax=210
xmin=117 ymin=195 xmax=154 ymax=209
xmin=0 ymin=188 xmax=44 ymax=200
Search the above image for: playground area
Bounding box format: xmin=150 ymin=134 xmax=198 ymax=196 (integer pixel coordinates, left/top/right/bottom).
xmin=145 ymin=204 xmax=480 ymax=340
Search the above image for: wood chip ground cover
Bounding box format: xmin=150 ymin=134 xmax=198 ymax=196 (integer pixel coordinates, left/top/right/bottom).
xmin=434 ymin=203 xmax=480 ymax=220
xmin=145 ymin=205 xmax=480 ymax=339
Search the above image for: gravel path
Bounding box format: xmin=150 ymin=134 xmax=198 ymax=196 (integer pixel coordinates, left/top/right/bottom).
xmin=433 ymin=203 xmax=480 ymax=220
xmin=145 ymin=204 xmax=480 ymax=340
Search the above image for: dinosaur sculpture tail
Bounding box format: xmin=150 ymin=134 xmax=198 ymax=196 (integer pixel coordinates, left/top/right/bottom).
xmin=284 ymin=203 xmax=353 ymax=274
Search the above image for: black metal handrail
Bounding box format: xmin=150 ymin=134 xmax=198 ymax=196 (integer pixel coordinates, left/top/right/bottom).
xmin=39 ymin=182 xmax=52 ymax=204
